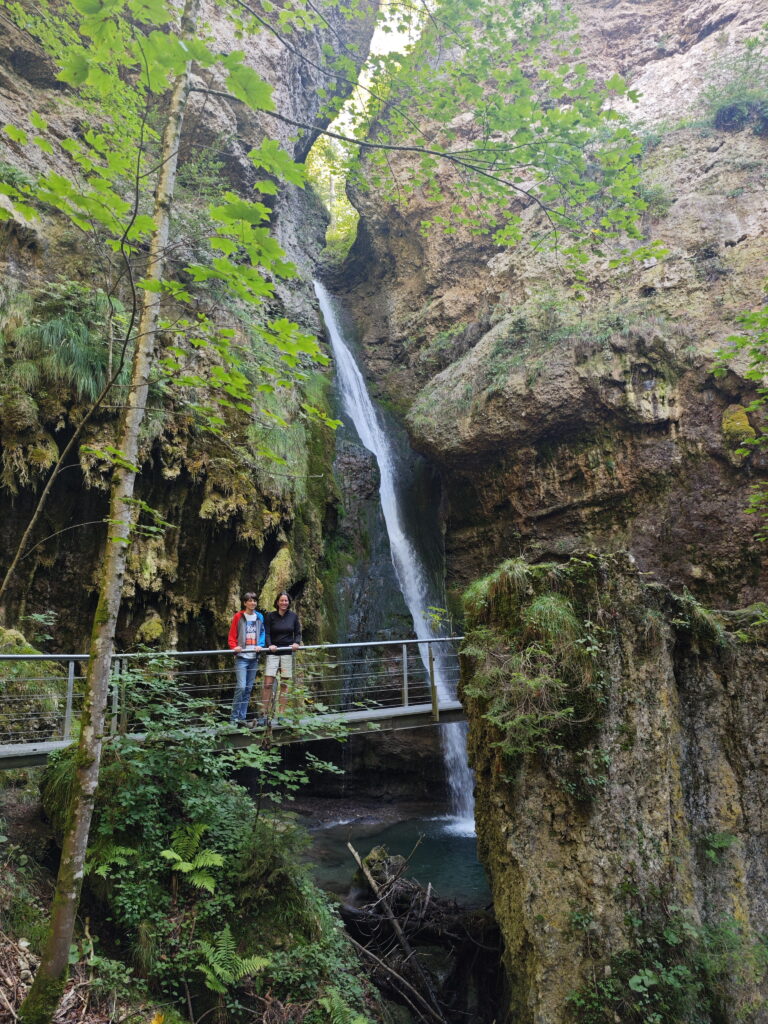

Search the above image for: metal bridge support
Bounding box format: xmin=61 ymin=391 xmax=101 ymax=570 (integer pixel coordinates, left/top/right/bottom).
xmin=428 ymin=643 xmax=439 ymax=722
xmin=401 ymin=644 xmax=409 ymax=707
xmin=63 ymin=660 xmax=75 ymax=741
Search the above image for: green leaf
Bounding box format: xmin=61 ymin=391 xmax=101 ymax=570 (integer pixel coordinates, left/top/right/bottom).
xmin=3 ymin=124 xmax=29 ymax=145
xmin=605 ymin=72 xmax=627 ymax=94
xmin=126 ymin=0 xmax=171 ymax=24
xmin=249 ymin=139 xmax=305 ymax=186
xmin=30 ymin=111 xmax=48 ymax=132
xmin=226 ymin=64 xmax=275 ymax=111
xmin=57 ymin=53 xmax=90 ymax=86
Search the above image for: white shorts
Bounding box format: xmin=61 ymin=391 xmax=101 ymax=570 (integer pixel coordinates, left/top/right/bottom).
xmin=265 ymin=653 xmax=293 ymax=679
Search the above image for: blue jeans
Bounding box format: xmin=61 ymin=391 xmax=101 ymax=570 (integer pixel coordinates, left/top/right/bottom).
xmin=231 ymin=656 xmax=259 ymax=722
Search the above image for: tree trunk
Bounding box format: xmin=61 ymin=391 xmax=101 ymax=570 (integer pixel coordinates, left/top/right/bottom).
xmin=18 ymin=3 xmax=200 ymax=1019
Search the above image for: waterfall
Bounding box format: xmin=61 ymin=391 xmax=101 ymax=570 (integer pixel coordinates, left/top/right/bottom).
xmin=315 ymin=281 xmax=475 ymax=829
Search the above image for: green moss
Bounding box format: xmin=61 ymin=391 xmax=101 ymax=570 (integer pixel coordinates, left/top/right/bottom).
xmin=18 ymin=970 xmax=67 ymax=1024
xmin=259 ymin=546 xmax=294 ymax=609
xmin=461 ymin=556 xmax=610 ymax=780
xmin=721 ymin=403 xmax=756 ymax=448
xmin=136 ymin=613 xmax=165 ymax=644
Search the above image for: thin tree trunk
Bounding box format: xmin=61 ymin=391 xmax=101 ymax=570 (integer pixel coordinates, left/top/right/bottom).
xmin=18 ymin=3 xmax=199 ymax=1019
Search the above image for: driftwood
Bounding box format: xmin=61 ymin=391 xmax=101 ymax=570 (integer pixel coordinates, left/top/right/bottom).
xmin=347 ymin=843 xmax=448 ymax=1024
xmin=342 ymin=845 xmax=503 ymax=1024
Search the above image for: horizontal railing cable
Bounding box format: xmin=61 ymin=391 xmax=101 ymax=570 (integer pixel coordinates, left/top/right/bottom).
xmin=0 ymin=636 xmax=464 ymax=750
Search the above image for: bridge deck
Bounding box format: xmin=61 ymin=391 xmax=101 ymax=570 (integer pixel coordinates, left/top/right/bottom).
xmin=0 ymin=700 xmax=466 ymax=769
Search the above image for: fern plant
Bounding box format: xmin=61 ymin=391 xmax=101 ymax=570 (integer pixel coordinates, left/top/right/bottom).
xmin=159 ymin=823 xmax=224 ymax=894
xmin=85 ymin=843 xmax=138 ymax=879
xmin=196 ymin=925 xmax=269 ymax=994
xmin=317 ymin=987 xmax=371 ymax=1024
xmin=0 ymin=281 xmax=126 ymax=403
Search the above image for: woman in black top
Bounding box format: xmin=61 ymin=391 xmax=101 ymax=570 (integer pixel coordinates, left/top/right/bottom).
xmin=261 ymin=591 xmax=303 ymax=720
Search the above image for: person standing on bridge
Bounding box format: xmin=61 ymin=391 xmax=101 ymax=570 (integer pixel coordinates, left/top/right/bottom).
xmin=228 ymin=592 xmax=265 ymax=725
xmin=262 ymin=591 xmax=303 ymax=722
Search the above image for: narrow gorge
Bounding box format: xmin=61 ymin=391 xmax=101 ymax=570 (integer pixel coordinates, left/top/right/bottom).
xmin=1 ymin=0 xmax=768 ymax=1022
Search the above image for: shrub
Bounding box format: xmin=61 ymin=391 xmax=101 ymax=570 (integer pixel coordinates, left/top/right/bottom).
xmin=701 ymin=30 xmax=768 ymax=135
xmin=40 ymin=696 xmax=371 ymax=1019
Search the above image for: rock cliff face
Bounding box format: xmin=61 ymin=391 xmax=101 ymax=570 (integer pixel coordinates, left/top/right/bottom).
xmin=339 ymin=0 xmax=768 ymax=609
xmin=333 ymin=0 xmax=768 ymax=1017
xmin=462 ymin=555 xmax=768 ymax=1023
xmin=0 ymin=1 xmax=376 ymax=649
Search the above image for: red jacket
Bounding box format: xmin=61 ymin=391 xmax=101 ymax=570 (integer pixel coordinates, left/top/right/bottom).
xmin=228 ymin=609 xmax=265 ymax=650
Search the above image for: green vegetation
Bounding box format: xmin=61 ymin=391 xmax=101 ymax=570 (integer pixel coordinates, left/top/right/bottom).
xmin=38 ymin=705 xmax=372 ymax=1021
xmin=461 ymin=556 xmax=735 ymax=793
xmin=478 ymin=294 xmax=675 ymax=395
xmin=637 ymin=181 xmax=674 ymax=222
xmin=0 ymin=814 xmax=50 ymax=953
xmin=0 ymin=627 xmax=66 ymax=746
xmin=0 ymin=161 xmax=35 ymax=189
xmin=569 ymin=890 xmax=768 ymax=1023
xmin=0 ymin=281 xmax=125 ymax=403
xmin=715 ymin=304 xmax=768 ymax=539
xmin=306 ymin=137 xmax=359 ymax=264
xmin=701 ymin=29 xmax=768 ymax=135
xmin=350 ymin=0 xmax=657 ymax=285
xmin=462 ymin=557 xmax=608 ymax=779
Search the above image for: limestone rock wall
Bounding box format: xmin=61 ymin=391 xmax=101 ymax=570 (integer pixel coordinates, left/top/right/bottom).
xmin=0 ymin=1 xmax=376 ymax=649
xmin=462 ymin=555 xmax=768 ymax=1023
xmin=338 ymin=0 xmax=768 ymax=608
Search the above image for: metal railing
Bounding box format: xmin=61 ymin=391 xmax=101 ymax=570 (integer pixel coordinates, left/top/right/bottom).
xmin=0 ymin=637 xmax=463 ymax=747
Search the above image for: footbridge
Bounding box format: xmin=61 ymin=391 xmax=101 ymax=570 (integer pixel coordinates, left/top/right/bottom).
xmin=0 ymin=638 xmax=466 ymax=769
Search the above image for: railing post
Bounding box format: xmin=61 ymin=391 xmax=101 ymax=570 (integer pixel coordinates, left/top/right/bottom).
xmin=110 ymin=657 xmax=120 ymax=735
xmin=401 ymin=644 xmax=409 ymax=707
xmin=428 ymin=643 xmax=439 ymax=722
xmin=296 ymin=647 xmax=305 ymax=716
xmin=63 ymin=659 xmax=75 ymax=741
xmin=119 ymin=657 xmax=128 ymax=734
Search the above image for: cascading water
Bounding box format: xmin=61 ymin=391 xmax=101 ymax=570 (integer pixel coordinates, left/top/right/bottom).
xmin=315 ymin=281 xmax=475 ymax=829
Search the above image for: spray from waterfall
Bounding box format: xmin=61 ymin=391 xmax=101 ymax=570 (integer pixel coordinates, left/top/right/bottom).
xmin=315 ymin=281 xmax=474 ymax=829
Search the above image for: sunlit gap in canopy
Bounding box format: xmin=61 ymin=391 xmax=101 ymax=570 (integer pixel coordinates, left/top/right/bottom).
xmin=303 ymin=0 xmax=426 ymax=261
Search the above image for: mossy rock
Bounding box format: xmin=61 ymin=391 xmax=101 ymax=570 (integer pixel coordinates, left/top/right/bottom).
xmin=136 ymin=612 xmax=165 ymax=644
xmin=0 ymin=627 xmax=64 ymax=741
xmin=259 ymin=545 xmax=294 ymax=609
xmin=0 ymin=392 xmax=39 ymax=431
xmin=721 ymin=404 xmax=756 ymax=448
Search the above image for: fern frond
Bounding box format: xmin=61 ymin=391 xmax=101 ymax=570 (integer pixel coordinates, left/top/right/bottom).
xmin=196 ymin=927 xmax=268 ymax=992
xmin=187 ymin=871 xmax=216 ymax=893
xmin=86 ymin=842 xmax=138 ymax=878
xmin=198 ymin=964 xmax=227 ymax=995
xmin=317 ymin=988 xmax=369 ymax=1024
xmin=191 ymin=850 xmax=225 ymax=869
xmin=238 ymin=954 xmax=269 ymax=977
xmin=169 ymin=822 xmax=207 ymax=861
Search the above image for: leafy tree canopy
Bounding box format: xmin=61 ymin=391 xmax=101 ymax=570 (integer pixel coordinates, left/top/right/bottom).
xmin=344 ymin=0 xmax=656 ymax=283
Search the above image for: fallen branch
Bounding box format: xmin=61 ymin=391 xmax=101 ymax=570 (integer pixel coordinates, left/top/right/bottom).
xmin=348 ymin=937 xmax=444 ymax=1024
xmin=347 ymin=842 xmax=447 ymax=1024
xmin=0 ymin=984 xmax=18 ymax=1021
